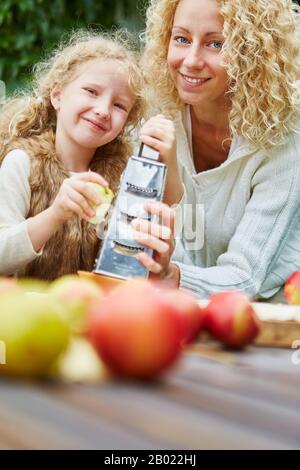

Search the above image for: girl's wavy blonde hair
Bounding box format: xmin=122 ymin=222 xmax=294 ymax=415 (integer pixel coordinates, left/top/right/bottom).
xmin=0 ymin=30 xmax=145 ymax=162
xmin=142 ymin=0 xmax=300 ymax=149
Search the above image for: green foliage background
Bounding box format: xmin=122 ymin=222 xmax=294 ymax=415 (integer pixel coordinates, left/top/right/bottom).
xmin=0 ymin=0 xmax=146 ymax=93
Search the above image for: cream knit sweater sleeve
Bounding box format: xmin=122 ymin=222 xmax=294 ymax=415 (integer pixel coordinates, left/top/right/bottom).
xmin=0 ymin=149 xmax=42 ymax=275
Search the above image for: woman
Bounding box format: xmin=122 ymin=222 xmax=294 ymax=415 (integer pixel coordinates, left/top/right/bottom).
xmin=137 ymin=0 xmax=300 ymax=300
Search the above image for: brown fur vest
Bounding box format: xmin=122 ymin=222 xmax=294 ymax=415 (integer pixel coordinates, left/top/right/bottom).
xmin=17 ymin=132 xmax=126 ymax=281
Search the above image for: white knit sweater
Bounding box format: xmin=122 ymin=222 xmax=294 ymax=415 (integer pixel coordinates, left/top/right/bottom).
xmin=172 ymin=107 xmax=300 ymax=299
xmin=0 ymin=149 xmax=42 ymax=275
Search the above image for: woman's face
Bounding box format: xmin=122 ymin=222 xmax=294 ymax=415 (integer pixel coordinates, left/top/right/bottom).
xmin=167 ymin=0 xmax=228 ymax=108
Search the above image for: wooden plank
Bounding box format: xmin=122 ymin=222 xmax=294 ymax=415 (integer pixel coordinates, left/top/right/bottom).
xmin=41 ymin=382 xmax=296 ymax=450
xmin=1 ymin=346 xmax=299 ymax=450
xmin=163 ymin=373 xmax=300 ymax=446
xmin=177 ymin=354 xmax=300 ymax=409
xmin=188 ymin=342 xmax=300 ymax=387
xmin=0 ymin=380 xmax=159 ymax=449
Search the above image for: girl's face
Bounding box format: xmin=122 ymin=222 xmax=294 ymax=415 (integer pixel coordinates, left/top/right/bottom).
xmin=167 ymin=0 xmax=228 ymax=108
xmin=51 ymin=58 xmax=135 ymax=153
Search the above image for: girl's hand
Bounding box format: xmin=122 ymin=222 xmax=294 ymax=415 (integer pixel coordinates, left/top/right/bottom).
xmin=140 ymin=114 xmax=176 ymax=169
xmin=50 ymin=171 xmax=108 ymax=224
xmin=131 ymin=201 xmax=180 ymax=287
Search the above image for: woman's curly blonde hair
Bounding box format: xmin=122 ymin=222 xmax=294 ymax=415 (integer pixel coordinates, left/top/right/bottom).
xmin=0 ymin=29 xmax=145 ymax=162
xmin=142 ymin=0 xmax=300 ymax=149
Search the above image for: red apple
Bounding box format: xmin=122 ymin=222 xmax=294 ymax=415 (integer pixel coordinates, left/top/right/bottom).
xmin=49 ymin=275 xmax=103 ymax=334
xmin=284 ymin=271 xmax=300 ymax=305
xmin=88 ymin=280 xmax=183 ymax=379
xmin=163 ymin=289 xmax=205 ymax=344
xmin=204 ymin=291 xmax=261 ymax=349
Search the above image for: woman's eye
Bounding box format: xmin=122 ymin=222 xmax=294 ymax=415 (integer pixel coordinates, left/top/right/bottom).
xmin=208 ymin=40 xmax=223 ymax=49
xmin=84 ymin=88 xmax=97 ymax=95
xmin=174 ymin=36 xmax=190 ymax=45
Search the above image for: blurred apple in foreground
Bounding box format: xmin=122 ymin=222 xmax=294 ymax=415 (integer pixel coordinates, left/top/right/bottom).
xmin=284 ymin=271 xmax=300 ymax=305
xmin=49 ymin=275 xmax=103 ymax=334
xmin=204 ymin=291 xmax=261 ymax=349
xmin=49 ymin=337 xmax=107 ymax=383
xmin=0 ymin=292 xmax=70 ymax=377
xmin=163 ymin=289 xmax=205 ymax=344
xmin=17 ymin=278 xmax=49 ymax=294
xmin=88 ymin=280 xmax=183 ymax=379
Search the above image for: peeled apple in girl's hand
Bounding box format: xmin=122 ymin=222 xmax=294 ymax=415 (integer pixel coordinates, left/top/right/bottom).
xmin=49 ymin=275 xmax=104 ymax=334
xmin=0 ymin=292 xmax=70 ymax=377
xmin=86 ymin=182 xmax=114 ymax=225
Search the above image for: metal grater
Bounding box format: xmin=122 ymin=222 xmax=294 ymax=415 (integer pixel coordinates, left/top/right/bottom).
xmin=93 ymin=143 xmax=167 ymax=281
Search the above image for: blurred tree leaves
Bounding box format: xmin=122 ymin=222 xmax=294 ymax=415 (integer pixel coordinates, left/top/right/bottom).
xmin=0 ymin=0 xmax=146 ymax=92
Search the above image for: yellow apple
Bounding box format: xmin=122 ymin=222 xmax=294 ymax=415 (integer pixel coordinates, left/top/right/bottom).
xmin=17 ymin=277 xmax=50 ymax=294
xmin=49 ymin=275 xmax=104 ymax=334
xmin=0 ymin=292 xmax=70 ymax=377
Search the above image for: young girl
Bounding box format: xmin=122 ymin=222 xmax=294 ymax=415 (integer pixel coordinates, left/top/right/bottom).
xmin=0 ymin=31 xmax=147 ymax=280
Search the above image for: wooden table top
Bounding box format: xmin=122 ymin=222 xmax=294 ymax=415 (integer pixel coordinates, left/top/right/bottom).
xmin=0 ymin=343 xmax=299 ymax=450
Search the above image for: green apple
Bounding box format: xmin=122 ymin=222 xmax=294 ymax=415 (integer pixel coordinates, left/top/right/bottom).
xmin=17 ymin=277 xmax=50 ymax=294
xmin=0 ymin=292 xmax=70 ymax=377
xmin=49 ymin=275 xmax=104 ymax=334
xmin=86 ymin=182 xmax=114 ymax=225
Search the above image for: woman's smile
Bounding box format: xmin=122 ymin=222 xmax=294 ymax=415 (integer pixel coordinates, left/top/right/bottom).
xmin=180 ymin=73 xmax=211 ymax=88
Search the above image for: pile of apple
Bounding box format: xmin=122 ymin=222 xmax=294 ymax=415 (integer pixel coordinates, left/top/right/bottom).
xmin=0 ymin=275 xmax=103 ymax=378
xmin=0 ymin=275 xmax=262 ymax=381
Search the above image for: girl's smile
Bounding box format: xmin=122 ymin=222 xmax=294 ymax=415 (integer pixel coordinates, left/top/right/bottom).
xmin=81 ymin=117 xmax=110 ymax=132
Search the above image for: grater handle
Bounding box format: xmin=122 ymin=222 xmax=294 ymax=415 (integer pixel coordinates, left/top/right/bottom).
xmin=138 ymin=143 xmax=160 ymax=161
xmin=138 ymin=144 xmax=165 ymax=230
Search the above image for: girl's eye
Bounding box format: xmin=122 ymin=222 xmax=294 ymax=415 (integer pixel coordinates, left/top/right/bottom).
xmin=174 ymin=36 xmax=190 ymax=45
xmin=114 ymin=103 xmax=127 ymax=111
xmin=208 ymin=40 xmax=223 ymax=49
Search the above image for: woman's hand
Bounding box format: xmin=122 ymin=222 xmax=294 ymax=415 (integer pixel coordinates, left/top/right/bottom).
xmin=140 ymin=114 xmax=176 ymax=168
xmin=131 ymin=201 xmax=180 ymax=287
xmin=140 ymin=114 xmax=184 ymax=206
xmin=50 ymin=171 xmax=108 ymax=224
